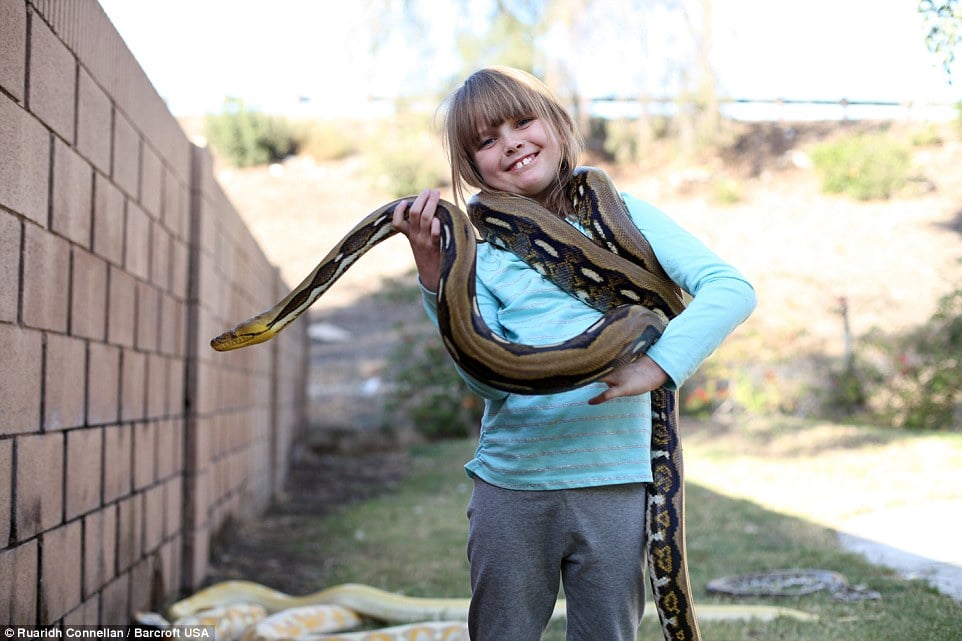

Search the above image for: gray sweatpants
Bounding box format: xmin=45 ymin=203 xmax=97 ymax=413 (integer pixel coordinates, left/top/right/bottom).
xmin=466 ymin=478 xmax=648 ymax=641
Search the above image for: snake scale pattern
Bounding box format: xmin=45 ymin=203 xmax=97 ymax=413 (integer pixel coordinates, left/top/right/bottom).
xmin=210 ymin=167 xmax=699 ymax=640
xmin=154 ymin=580 xmax=817 ymax=640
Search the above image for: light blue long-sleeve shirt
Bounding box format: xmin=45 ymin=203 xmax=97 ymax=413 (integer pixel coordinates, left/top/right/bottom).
xmin=420 ymin=193 xmax=756 ymax=490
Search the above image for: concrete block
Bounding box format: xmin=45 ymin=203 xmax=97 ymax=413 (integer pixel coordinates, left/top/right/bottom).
xmin=51 ymin=138 xmax=93 ymax=247
xmin=83 ymin=506 xmax=116 ymax=598
xmin=86 ymin=341 xmax=119 ymax=425
xmin=92 ymin=172 xmax=124 ymax=266
xmin=157 ymin=537 xmax=181 ymax=604
xmin=0 ymin=439 xmax=10 ymax=545
xmin=141 ymin=144 xmax=162 ymax=219
xmin=154 ymin=419 xmax=173 ymax=480
xmin=143 ymin=484 xmax=164 ymax=552
xmin=162 ymin=169 xmax=189 ymax=241
xmin=102 ymin=424 xmax=131 ymax=503
xmin=63 ymin=595 xmax=100 ymax=626
xmin=22 ymin=223 xmax=70 ymax=332
xmin=65 ymin=427 xmax=102 ymax=519
xmin=151 ymin=223 xmax=171 ymax=291
xmin=0 ymin=324 xmax=42 ymax=435
xmin=163 ymin=474 xmax=182 ymax=540
xmin=0 ymin=0 xmax=26 ymax=102
xmin=14 ymin=432 xmax=64 ymax=539
xmin=43 ymin=333 xmax=86 ymax=430
xmin=128 ymin=556 xmax=151 ymax=617
xmin=136 ymin=281 xmax=159 ymax=353
xmin=167 ymin=352 xmax=185 ymax=416
xmin=0 ymin=539 xmax=39 ymax=624
xmin=112 ymin=112 xmax=139 ymax=198
xmin=132 ymin=421 xmax=154 ymax=490
xmin=0 ymin=94 xmax=49 ymax=225
xmin=28 ymin=12 xmax=75 ymax=141
xmin=183 ymin=468 xmax=209 ymax=530
xmin=125 ymin=201 xmax=150 ymax=281
xmin=170 ymin=237 xmax=189 ymax=301
xmin=0 ymin=211 xmax=20 ymax=323
xmin=99 ymin=572 xmax=129 ymax=625
xmin=107 ymin=265 xmax=136 ymax=348
xmin=115 ymin=494 xmax=141 ymax=572
xmin=70 ymin=247 xmax=108 ymax=340
xmin=158 ymin=293 xmax=182 ymax=357
xmin=145 ymin=353 xmax=167 ymax=419
xmin=120 ymin=348 xmax=146 ymax=422
xmin=183 ymin=525 xmax=209 ymax=591
xmin=40 ymin=520 xmax=82 ymax=622
xmin=76 ymin=67 xmax=111 ymax=173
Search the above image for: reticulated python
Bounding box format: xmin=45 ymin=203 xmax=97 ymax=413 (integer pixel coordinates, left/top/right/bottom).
xmin=211 ymin=167 xmax=699 ymax=641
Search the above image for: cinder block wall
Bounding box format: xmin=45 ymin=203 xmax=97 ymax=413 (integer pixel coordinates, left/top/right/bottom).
xmin=0 ymin=0 xmax=308 ymax=624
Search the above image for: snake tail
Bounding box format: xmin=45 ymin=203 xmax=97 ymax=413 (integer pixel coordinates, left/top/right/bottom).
xmin=647 ymin=389 xmax=701 ymax=640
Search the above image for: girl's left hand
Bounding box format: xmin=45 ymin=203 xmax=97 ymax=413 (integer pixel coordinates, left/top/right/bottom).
xmin=391 ymin=189 xmax=443 ymax=292
xmin=587 ymin=355 xmax=669 ymax=405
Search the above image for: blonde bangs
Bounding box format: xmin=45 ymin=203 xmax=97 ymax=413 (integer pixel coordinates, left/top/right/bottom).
xmin=441 ymin=67 xmax=582 ymax=210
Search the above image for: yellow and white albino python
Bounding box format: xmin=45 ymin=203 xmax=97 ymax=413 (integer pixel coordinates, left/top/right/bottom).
xmin=160 ymin=580 xmax=817 ymax=641
xmin=211 ymin=167 xmax=696 ymax=639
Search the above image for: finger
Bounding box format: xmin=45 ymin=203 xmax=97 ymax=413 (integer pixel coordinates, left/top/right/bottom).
xmin=419 ymin=189 xmax=441 ymax=234
xmin=409 ymin=189 xmax=432 ymax=219
xmin=588 ymin=388 xmax=612 ymax=405
xmin=391 ymin=200 xmax=410 ymax=229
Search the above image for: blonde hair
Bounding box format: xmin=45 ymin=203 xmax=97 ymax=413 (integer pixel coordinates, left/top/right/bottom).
xmin=439 ymin=66 xmax=583 ymax=217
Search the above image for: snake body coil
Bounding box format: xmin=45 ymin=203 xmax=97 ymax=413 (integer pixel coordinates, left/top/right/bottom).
xmin=211 ymin=167 xmax=700 ymax=641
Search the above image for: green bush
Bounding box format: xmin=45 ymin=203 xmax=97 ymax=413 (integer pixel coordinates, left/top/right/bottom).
xmin=810 ymin=132 xmax=911 ymax=200
xmin=861 ymin=286 xmax=962 ymax=430
xmin=204 ymin=98 xmax=298 ymax=167
xmin=383 ymin=327 xmax=483 ymax=440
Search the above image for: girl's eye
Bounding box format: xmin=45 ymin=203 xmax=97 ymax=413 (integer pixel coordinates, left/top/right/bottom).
xmin=478 ymin=137 xmax=494 ymax=150
xmin=517 ymin=117 xmax=533 ymax=127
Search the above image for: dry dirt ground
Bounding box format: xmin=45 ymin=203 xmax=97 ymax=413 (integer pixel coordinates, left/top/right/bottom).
xmin=201 ymin=121 xmax=962 ymax=596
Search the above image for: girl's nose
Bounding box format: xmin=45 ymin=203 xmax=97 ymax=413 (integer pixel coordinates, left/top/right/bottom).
xmin=504 ymin=139 xmax=523 ymax=155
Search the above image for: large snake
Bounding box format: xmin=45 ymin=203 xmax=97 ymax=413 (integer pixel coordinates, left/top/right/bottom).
xmin=157 ymin=580 xmax=817 ymax=641
xmin=211 ymin=167 xmax=697 ymax=640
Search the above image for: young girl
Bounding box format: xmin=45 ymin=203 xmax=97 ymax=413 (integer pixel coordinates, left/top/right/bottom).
xmin=391 ymin=66 xmax=756 ymax=641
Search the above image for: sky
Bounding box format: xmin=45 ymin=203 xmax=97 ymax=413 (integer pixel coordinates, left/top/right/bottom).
xmin=97 ymin=0 xmax=960 ymax=118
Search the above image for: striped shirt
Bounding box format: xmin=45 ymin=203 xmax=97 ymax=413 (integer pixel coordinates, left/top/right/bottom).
xmin=420 ymin=193 xmax=756 ymax=490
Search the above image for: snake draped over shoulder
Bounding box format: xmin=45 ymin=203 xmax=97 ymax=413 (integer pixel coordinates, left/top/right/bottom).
xmin=210 ymin=166 xmax=702 ymax=641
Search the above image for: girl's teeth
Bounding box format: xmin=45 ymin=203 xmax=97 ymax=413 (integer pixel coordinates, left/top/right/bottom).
xmin=513 ymin=156 xmax=533 ymax=170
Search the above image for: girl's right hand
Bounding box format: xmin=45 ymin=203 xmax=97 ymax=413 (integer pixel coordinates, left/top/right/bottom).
xmin=391 ymin=189 xmax=442 ymax=292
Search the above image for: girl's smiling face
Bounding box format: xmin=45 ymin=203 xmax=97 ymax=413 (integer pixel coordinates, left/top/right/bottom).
xmin=473 ymin=115 xmax=562 ymax=205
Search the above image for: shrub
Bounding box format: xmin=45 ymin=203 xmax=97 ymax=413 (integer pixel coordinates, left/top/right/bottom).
xmin=383 ymin=326 xmax=482 ymax=440
xmin=861 ymin=286 xmax=962 ymax=430
xmin=204 ymin=98 xmax=298 ymax=167
xmin=377 ymin=272 xmax=481 ymax=439
xmin=810 ymin=132 xmax=911 ymax=200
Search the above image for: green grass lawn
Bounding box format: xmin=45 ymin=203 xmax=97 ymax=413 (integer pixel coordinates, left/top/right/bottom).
xmin=306 ymin=420 xmax=962 ymax=641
